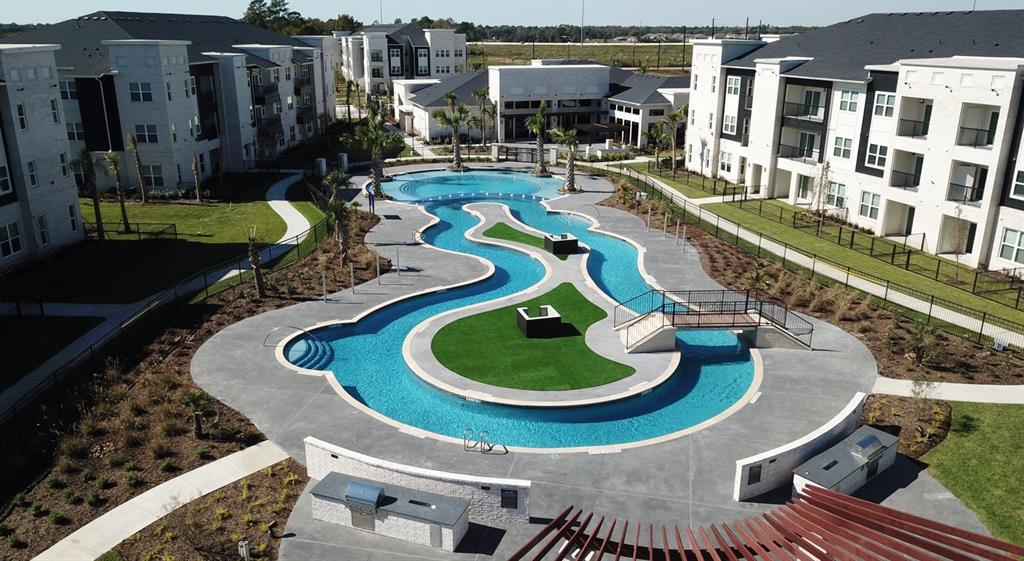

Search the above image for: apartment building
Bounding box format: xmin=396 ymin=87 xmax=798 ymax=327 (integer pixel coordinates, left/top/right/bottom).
xmin=684 ymin=10 xmax=1024 ymax=271
xmin=0 ymin=44 xmax=85 ymax=269
xmin=3 ymin=12 xmax=338 ymax=192
xmin=393 ymin=59 xmax=688 ymax=146
xmin=336 ymin=23 xmax=467 ymax=96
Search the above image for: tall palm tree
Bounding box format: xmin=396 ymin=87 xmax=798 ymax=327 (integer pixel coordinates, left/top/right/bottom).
xmin=179 ymin=391 xmax=214 ymax=439
xmin=643 ymin=121 xmax=670 ymax=170
xmin=350 ymin=107 xmax=401 ymax=197
xmin=126 ymin=133 xmax=148 ymax=204
xmin=525 ymin=101 xmax=549 ymax=176
xmin=664 ymin=107 xmax=685 ymax=175
xmin=432 ymin=103 xmax=473 ymax=170
xmin=345 ymin=78 xmax=354 ymax=122
xmin=75 ymin=147 xmax=104 ymax=242
xmin=442 ymin=91 xmax=457 ymax=113
xmin=102 ymin=151 xmax=132 ymax=233
xmin=247 ymin=226 xmax=267 ymax=298
xmin=549 ymin=127 xmax=580 ymax=192
xmin=472 ymin=87 xmax=489 ymax=146
xmin=483 ymin=102 xmax=498 ymax=144
xmin=191 ymin=152 xmax=202 ymax=203
xmin=480 ymin=101 xmax=497 ymax=146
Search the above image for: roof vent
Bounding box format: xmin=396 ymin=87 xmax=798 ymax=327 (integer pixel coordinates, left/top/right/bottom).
xmin=856 ymin=19 xmax=864 ymax=23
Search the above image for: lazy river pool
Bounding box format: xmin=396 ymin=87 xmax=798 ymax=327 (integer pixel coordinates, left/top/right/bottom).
xmin=283 ymin=169 xmax=754 ymax=449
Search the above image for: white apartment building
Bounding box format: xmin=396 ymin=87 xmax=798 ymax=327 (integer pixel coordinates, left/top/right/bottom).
xmin=393 ymin=60 xmax=689 ymax=146
xmin=684 ymin=10 xmax=1024 ymax=271
xmin=0 ymin=44 xmax=85 ymax=270
xmin=336 ymin=23 xmax=467 ymax=96
xmin=3 ymin=11 xmax=338 ymax=193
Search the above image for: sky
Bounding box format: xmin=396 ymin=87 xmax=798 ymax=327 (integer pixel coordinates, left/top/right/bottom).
xmin=3 ymin=0 xmax=1023 ymax=27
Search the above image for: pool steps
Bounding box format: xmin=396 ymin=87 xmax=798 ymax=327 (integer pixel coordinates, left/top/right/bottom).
xmin=289 ymin=338 xmax=335 ymax=370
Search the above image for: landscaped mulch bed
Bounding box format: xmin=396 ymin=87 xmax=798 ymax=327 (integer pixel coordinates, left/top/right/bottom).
xmin=860 ymin=395 xmax=952 ymax=458
xmin=598 ymin=180 xmax=1024 ymax=386
xmin=0 ymin=211 xmax=384 ymax=559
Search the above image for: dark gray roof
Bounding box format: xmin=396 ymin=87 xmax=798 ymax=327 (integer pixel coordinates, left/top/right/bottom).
xmin=408 ymin=69 xmax=488 ymax=108
xmin=311 ymin=473 xmax=468 ymax=526
xmin=793 ymin=426 xmax=898 ymax=488
xmin=725 ymin=9 xmax=1024 ymax=81
xmin=609 ymin=73 xmax=689 ymax=105
xmin=0 ymin=11 xmax=317 ymax=75
xmin=359 ymin=23 xmax=428 ymax=47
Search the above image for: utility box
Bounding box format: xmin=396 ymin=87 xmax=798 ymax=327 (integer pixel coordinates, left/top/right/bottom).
xmin=543 ymin=233 xmax=578 ymax=255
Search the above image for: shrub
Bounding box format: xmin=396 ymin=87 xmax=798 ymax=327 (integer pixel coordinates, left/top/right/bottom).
xmin=31 ymin=501 xmax=45 ymax=517
xmin=46 ymin=476 xmax=65 ymax=490
xmin=97 ymin=475 xmax=114 ymax=490
xmin=0 ymin=523 xmax=10 ymax=536
xmin=81 ymin=469 xmax=96 ymax=482
xmin=158 ymin=459 xmax=175 ymax=473
xmin=48 ymin=511 xmax=70 ymax=525
xmin=123 ymin=461 xmax=138 ymax=472
xmin=63 ymin=490 xmax=83 ymax=505
xmin=126 ymin=473 xmax=141 ymax=488
xmin=149 ymin=441 xmax=173 ymax=460
xmin=195 ymin=445 xmax=211 ymax=460
xmin=158 ymin=420 xmax=187 ymax=437
xmin=12 ymin=493 xmax=27 ymax=508
xmin=284 ymin=473 xmax=301 ymax=486
xmin=58 ymin=460 xmax=78 ymax=475
xmin=60 ymin=437 xmax=90 ymax=460
xmin=122 ymin=432 xmax=144 ymax=448
xmin=6 ymin=533 xmax=25 ymax=549
xmin=85 ymin=492 xmax=102 ymax=507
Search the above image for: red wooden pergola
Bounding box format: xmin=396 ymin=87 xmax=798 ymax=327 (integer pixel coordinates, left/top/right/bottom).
xmin=506 ymin=486 xmax=1024 ymax=561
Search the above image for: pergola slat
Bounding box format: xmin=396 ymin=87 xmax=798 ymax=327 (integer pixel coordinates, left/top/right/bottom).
xmin=555 ymin=512 xmax=594 ymax=561
xmin=576 ymin=516 xmax=606 ymax=561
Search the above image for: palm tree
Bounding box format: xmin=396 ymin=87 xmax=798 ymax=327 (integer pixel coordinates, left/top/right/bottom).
xmin=126 ymin=134 xmax=148 ymax=204
xmin=350 ymin=107 xmax=401 ymax=197
xmin=191 ymin=152 xmax=202 ymax=203
xmin=643 ymin=121 xmax=670 ymax=170
xmin=549 ymin=127 xmax=580 ymax=192
xmin=180 ymin=391 xmax=215 ymax=439
xmin=432 ymin=103 xmax=473 ymax=170
xmin=75 ymin=147 xmax=104 ymax=242
xmin=664 ymin=107 xmax=685 ymax=175
xmin=480 ymin=101 xmax=497 ymax=146
xmin=345 ymin=78 xmax=354 ymax=122
xmin=526 ymin=101 xmax=549 ymax=176
xmin=247 ymin=225 xmax=267 ymax=298
xmin=442 ymin=91 xmax=457 ymax=113
xmin=472 ymin=87 xmax=489 ymax=147
xmin=102 ymin=151 xmax=132 ymax=233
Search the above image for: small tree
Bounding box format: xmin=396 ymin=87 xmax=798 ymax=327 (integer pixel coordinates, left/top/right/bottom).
xmin=348 ymin=106 xmax=401 ymax=197
xmin=127 ymin=133 xmax=149 ymax=204
xmin=324 ymin=170 xmax=353 ymax=258
xmin=75 ymin=147 xmax=104 ymax=242
xmin=180 ymin=391 xmax=215 ymax=439
xmin=432 ymin=104 xmax=473 ymax=170
xmin=345 ymin=79 xmax=354 ymax=122
xmin=549 ymin=127 xmax=579 ymax=192
xmin=643 ymin=121 xmax=669 ymax=169
xmin=525 ymin=101 xmax=549 ymax=176
xmin=247 ymin=226 xmax=268 ymax=298
xmin=102 ymin=151 xmax=132 ymax=234
xmin=191 ymin=152 xmax=203 ymax=203
xmin=481 ymin=101 xmax=497 ymax=145
xmin=472 ymin=87 xmax=489 ymax=146
xmin=811 ymin=160 xmax=832 ymax=231
xmin=664 ymin=106 xmax=685 ymax=174
xmin=906 ymin=320 xmax=939 ymax=366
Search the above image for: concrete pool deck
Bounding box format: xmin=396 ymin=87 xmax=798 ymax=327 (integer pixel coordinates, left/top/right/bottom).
xmin=190 ymin=162 xmax=989 ymax=560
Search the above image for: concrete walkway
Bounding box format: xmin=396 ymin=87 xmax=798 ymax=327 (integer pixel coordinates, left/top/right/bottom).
xmin=35 ymin=440 xmax=289 ymax=561
xmin=872 ymin=377 xmax=1024 ymax=404
xmin=0 ymin=173 xmax=311 ymax=420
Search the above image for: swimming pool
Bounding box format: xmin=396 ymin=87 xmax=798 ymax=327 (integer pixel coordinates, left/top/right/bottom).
xmin=283 ymin=169 xmax=754 ymax=449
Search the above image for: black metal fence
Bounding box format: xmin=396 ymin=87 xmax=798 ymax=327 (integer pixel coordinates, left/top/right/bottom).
xmin=84 ymin=220 xmax=177 ymax=241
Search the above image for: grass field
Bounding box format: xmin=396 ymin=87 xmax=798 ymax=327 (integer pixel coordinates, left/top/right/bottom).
xmin=923 ymin=402 xmax=1024 ymax=544
xmin=622 ymin=162 xmax=741 ymax=199
xmin=483 ymin=222 xmax=569 ymax=260
xmin=3 ymin=174 xmax=292 ymax=303
xmin=432 ymin=282 xmax=634 ymax=390
xmin=469 ymin=42 xmax=690 ymax=71
xmin=0 ymin=315 xmax=104 ymax=390
xmin=702 ymin=201 xmax=1024 ymax=325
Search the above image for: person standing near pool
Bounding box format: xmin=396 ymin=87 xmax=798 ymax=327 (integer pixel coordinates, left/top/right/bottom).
xmin=366 ymin=185 xmax=375 ymax=214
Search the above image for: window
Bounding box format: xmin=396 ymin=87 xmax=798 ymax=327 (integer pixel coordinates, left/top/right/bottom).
xmin=370 ymin=50 xmax=383 ymax=63
xmin=16 ymin=104 xmax=27 ymax=129
xmin=859 ymin=191 xmax=881 ymax=219
xmin=285 ymin=66 xmax=292 ymax=81
xmin=60 ymin=80 xmax=78 ymax=100
xmin=797 ymin=175 xmax=812 ymax=199
xmin=711 ymin=76 xmax=717 ymax=93
xmin=287 ymin=96 xmax=294 ymax=111
xmin=1000 ymin=228 xmax=1024 ymax=264
xmin=129 ymin=82 xmax=153 ymax=101
xmin=68 ymin=204 xmax=78 ymax=232
xmin=865 ymin=143 xmax=887 ymax=168
xmin=50 ymin=98 xmax=61 ymax=123
xmin=166 ymin=82 xmax=173 ymax=101
xmin=171 ymin=122 xmax=177 ymax=142
xmin=372 ymin=67 xmax=383 ymax=78
xmin=184 ymin=78 xmax=190 ymax=98
xmin=135 ymin=124 xmax=159 ymax=143
xmin=0 ymin=222 xmax=23 ymax=258
xmin=305 ymin=122 xmax=313 ymax=136
xmin=833 ymin=137 xmax=852 ymax=158
xmin=140 ymin=165 xmax=164 ymax=188
xmin=277 ymin=134 xmax=285 ymax=147
xmin=37 ymin=216 xmax=48 ymax=246
xmin=66 ymin=122 xmax=85 ymax=141
xmin=198 ymin=153 xmax=206 ymax=173
xmin=826 ymin=181 xmax=847 ymax=208
xmin=649 ymin=109 xmax=664 ymax=116
xmin=707 ymin=113 xmax=713 ymax=128
xmin=839 ymin=90 xmax=858 ymax=112
xmin=723 ymin=115 xmax=737 ymax=134
xmin=692 ymin=73 xmax=698 ymax=90
xmin=59 ymin=152 xmax=69 ymax=177
xmin=689 ymin=109 xmax=694 ymax=126
xmin=289 ymin=125 xmax=296 ymax=141
xmin=747 ymin=464 xmax=762 ymax=485
xmin=719 ymin=151 xmax=733 ymax=173
xmin=27 ymin=161 xmax=37 ymax=187
xmin=0 ymin=165 xmax=10 ymax=194
xmin=273 ymin=101 xmax=282 ymax=114
xmin=271 ymin=68 xmax=281 ymax=83
xmin=1013 ymin=170 xmax=1024 ymax=200
xmin=726 ymin=76 xmax=740 ymax=95
xmin=72 ymin=162 xmax=86 ymax=186
xmin=303 ymin=93 xmax=312 ymax=106
xmin=873 ymin=92 xmax=895 ymax=117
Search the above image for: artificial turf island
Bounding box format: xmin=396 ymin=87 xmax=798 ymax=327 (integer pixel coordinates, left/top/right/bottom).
xmin=431 ymin=282 xmax=634 ymax=391
xmin=482 ymin=222 xmax=570 ymax=260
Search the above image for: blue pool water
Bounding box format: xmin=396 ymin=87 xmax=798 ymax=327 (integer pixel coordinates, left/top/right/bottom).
xmin=284 ymin=170 xmax=754 ymax=448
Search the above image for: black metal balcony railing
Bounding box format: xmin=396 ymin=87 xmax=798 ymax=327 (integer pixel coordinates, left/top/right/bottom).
xmin=740 ymin=134 xmax=749 ymax=147
xmin=778 ymin=143 xmax=819 ymax=162
xmin=890 ymin=170 xmax=921 ymax=190
xmin=296 ymin=106 xmax=317 ymax=125
xmin=957 ymin=126 xmax=993 ymax=147
xmin=897 ymin=118 xmax=929 ymax=138
xmin=256 ymin=113 xmax=282 ymax=137
xmin=253 ymin=83 xmax=280 ymax=105
xmin=947 ymin=182 xmax=985 ymax=205
xmin=783 ymin=101 xmax=825 ymax=121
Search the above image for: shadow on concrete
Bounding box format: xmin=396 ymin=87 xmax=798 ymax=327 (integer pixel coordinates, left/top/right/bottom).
xmin=743 ymin=485 xmax=793 ymax=505
xmin=854 ymin=454 xmax=927 ymax=503
xmin=455 ymin=522 xmax=507 ymax=555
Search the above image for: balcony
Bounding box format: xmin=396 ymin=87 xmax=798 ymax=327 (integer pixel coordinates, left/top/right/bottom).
xmin=890 ymin=170 xmax=920 ymax=191
xmin=897 ymin=97 xmax=932 ymax=139
xmin=253 ymin=83 xmax=280 ymax=106
xmin=297 ymin=105 xmax=317 ymax=125
xmin=778 ymin=143 xmax=820 ymax=164
xmin=947 ymin=182 xmax=984 ymax=206
xmin=956 ymin=103 xmax=998 ymax=148
xmin=256 ymin=113 xmax=283 ymax=138
xmin=947 ymin=162 xmax=988 ymax=206
xmin=956 ymin=127 xmax=993 ymax=147
xmin=897 ymin=118 xmax=929 ymax=138
xmin=782 ymin=101 xmax=825 ymax=121
xmin=293 ymin=74 xmax=313 ymax=95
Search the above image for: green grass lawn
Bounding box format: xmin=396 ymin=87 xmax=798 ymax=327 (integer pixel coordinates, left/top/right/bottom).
xmin=432 ymin=282 xmax=634 ymax=391
xmin=703 ymin=201 xmax=1024 ymax=325
xmin=469 ymin=43 xmax=689 ymax=71
xmin=0 ymin=315 xmax=104 ymax=391
xmin=3 ymin=174 xmax=292 ymax=303
xmin=621 ymin=162 xmax=740 ymax=199
xmin=483 ymin=222 xmax=569 ymax=260
xmin=923 ymin=402 xmax=1024 ymax=544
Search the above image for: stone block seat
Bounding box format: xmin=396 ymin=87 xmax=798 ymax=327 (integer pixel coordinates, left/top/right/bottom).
xmin=516 ymin=305 xmax=562 ymax=338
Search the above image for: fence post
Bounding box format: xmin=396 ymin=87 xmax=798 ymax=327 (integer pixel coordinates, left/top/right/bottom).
xmin=757 ymin=233 xmax=762 ymax=258
xmin=977 ymin=312 xmax=986 ymax=344
xmin=927 ymin=295 xmax=935 ymax=323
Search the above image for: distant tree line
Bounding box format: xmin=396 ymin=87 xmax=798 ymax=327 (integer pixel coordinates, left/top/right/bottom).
xmin=0 ymin=22 xmax=43 ymax=38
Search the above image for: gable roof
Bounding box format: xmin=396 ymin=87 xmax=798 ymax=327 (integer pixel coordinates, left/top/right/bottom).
xmin=724 ymin=9 xmax=1024 ymax=81
xmin=407 ymin=70 xmax=487 ymax=108
xmin=0 ymin=11 xmax=316 ymax=75
xmin=358 ymin=23 xmax=428 ymax=47
xmin=609 ymin=73 xmax=689 ymax=105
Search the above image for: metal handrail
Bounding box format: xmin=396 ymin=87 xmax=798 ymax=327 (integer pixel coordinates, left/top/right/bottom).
xmin=947 ymin=182 xmax=984 ymax=205
xmin=897 ymin=118 xmax=929 ymax=138
xmin=778 ymin=144 xmax=819 ymax=162
xmin=890 ymin=170 xmax=920 ymax=189
xmin=262 ymin=325 xmax=327 ymax=348
xmin=782 ymin=101 xmax=825 ymax=120
xmin=957 ymin=126 xmax=992 ymax=147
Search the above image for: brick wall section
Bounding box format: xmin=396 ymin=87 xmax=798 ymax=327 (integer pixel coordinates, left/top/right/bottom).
xmin=304 ymin=436 xmax=531 ymax=524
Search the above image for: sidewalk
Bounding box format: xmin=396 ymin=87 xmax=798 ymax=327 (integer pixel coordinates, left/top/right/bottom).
xmin=872 ymin=377 xmax=1024 ymax=404
xmin=35 ymin=441 xmax=289 ymax=561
